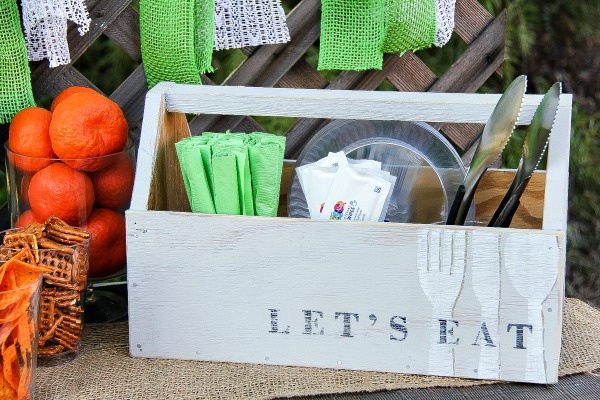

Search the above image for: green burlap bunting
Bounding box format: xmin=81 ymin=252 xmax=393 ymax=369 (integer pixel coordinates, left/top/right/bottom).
xmin=140 ymin=0 xmax=214 ymax=88
xmin=318 ymin=0 xmax=438 ymax=71
xmin=318 ymin=0 xmax=386 ymax=71
xmin=382 ymin=0 xmax=437 ymax=54
xmin=0 ymin=0 xmax=36 ymax=124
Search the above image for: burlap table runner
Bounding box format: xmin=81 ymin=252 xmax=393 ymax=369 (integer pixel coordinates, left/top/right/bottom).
xmin=36 ymin=298 xmax=600 ymax=399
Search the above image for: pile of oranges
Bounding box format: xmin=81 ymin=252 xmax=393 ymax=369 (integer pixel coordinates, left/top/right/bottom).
xmin=7 ymin=87 xmax=134 ymax=279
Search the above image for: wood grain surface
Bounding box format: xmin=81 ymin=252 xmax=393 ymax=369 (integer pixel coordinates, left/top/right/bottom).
xmin=127 ymin=84 xmax=571 ymax=386
xmin=30 ymin=0 xmax=505 ymax=159
xmin=127 ymin=210 xmax=563 ymax=383
xmin=278 ymin=162 xmax=546 ymax=230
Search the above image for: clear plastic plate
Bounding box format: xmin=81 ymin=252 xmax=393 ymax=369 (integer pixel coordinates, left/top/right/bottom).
xmin=288 ymin=120 xmax=469 ymax=224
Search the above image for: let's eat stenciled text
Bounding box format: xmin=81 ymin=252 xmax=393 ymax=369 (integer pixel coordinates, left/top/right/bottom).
xmin=268 ymin=309 xmax=535 ymax=350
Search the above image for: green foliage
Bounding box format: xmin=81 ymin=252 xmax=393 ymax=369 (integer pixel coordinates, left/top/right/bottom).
xmin=73 ymin=35 xmax=137 ymax=96
xmin=567 ymin=106 xmax=600 ymax=302
xmin=569 ymin=106 xmax=600 ymax=240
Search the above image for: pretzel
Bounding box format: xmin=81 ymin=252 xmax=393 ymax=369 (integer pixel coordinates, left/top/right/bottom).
xmin=38 ymin=238 xmax=75 ymax=254
xmin=37 ymin=344 xmax=65 ymax=355
xmin=45 ymin=225 xmax=90 ymax=244
xmin=0 ymin=244 xmax=37 ymax=264
xmin=19 ymin=222 xmax=45 ymax=239
xmin=54 ymin=293 xmax=80 ymax=308
xmin=60 ymin=318 xmax=83 ymax=333
xmin=39 ymin=309 xmax=64 ymax=345
xmin=5 ymin=216 xmax=91 ymax=357
xmin=3 ymin=232 xmax=38 ymax=253
xmin=39 ymin=296 xmax=56 ymax=331
xmin=61 ymin=314 xmax=82 ymax=326
xmin=41 ymin=286 xmax=57 ymax=296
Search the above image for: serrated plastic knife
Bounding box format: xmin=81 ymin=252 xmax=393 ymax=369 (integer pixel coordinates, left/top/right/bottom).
xmin=489 ymin=82 xmax=562 ymax=228
xmin=446 ymin=75 xmax=528 ymax=225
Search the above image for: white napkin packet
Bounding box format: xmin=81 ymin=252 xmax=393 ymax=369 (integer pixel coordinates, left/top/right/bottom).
xmin=296 ymin=152 xmax=396 ymax=222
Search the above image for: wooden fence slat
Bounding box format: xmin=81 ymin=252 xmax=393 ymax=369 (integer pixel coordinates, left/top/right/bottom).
xmin=276 ymin=59 xmax=329 ymax=89
xmin=454 ymin=0 xmax=493 ymax=44
xmin=30 ymin=0 xmax=504 ymax=167
xmin=430 ymin=11 xmax=505 ymax=94
xmin=110 ymin=65 xmax=148 ymax=134
xmin=224 ymin=0 xmax=321 ymax=87
xmin=31 ymin=65 xmax=102 ymax=99
xmin=68 ymin=0 xmax=132 ymax=62
xmin=284 ymin=54 xmax=407 ymax=157
xmin=250 ymin=24 xmax=321 ymax=87
xmin=386 ymin=52 xmax=438 ymax=92
xmin=190 ymin=0 xmax=322 ymax=134
xmin=455 ymin=0 xmax=502 ymax=76
xmin=104 ymin=5 xmax=142 ymax=63
xmin=31 ymin=0 xmax=133 ymax=97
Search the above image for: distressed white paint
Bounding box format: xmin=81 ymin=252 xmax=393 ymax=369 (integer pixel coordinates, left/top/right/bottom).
xmin=127 ymin=212 xmax=563 ymax=384
xmin=130 ymin=82 xmax=174 ymax=212
xmin=417 ymin=229 xmax=466 ymax=376
xmin=470 ymin=231 xmax=501 ymax=379
xmin=542 ymin=101 xmax=572 ymax=232
xmin=161 ymin=84 xmax=572 ymax=126
xmin=503 ymin=234 xmax=559 ymax=382
xmin=127 ymin=84 xmax=572 ymax=384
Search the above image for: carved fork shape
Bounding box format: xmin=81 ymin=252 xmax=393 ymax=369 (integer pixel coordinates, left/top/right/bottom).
xmin=417 ymin=228 xmax=467 ymax=376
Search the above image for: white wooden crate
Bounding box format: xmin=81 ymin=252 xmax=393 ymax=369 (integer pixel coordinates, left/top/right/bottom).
xmin=126 ymin=83 xmax=572 ymax=384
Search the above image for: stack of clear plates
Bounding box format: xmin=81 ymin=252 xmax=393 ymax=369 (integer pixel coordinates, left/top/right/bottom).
xmin=288 ymin=120 xmax=469 ymax=224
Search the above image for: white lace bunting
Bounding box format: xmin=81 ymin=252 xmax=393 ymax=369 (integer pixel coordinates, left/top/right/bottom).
xmin=21 ymin=0 xmax=91 ymax=68
xmin=214 ymin=0 xmax=290 ymax=51
xmin=434 ymin=0 xmax=456 ymax=47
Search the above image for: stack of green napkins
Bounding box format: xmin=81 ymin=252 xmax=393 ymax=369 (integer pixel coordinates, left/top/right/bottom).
xmin=175 ymin=132 xmax=286 ymax=217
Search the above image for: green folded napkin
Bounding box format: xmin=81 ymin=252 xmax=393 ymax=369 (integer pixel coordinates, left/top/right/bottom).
xmin=175 ymin=139 xmax=216 ymax=214
xmin=247 ymin=133 xmax=286 ymax=217
xmin=0 ymin=0 xmax=35 ymax=123
xmin=318 ymin=0 xmax=386 ymax=71
xmin=203 ymin=131 xmax=249 ymax=145
xmin=211 ymin=154 xmax=239 ymax=215
xmin=177 ymin=131 xmax=284 ymax=217
xmin=233 ymin=146 xmax=255 ymax=216
xmin=211 ymin=144 xmax=252 ymax=216
xmin=382 ymin=0 xmax=437 ymax=54
xmin=182 ymin=136 xmax=215 ymax=195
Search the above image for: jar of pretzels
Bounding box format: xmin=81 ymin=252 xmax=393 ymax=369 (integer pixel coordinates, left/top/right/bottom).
xmin=0 ymin=216 xmax=91 ymax=366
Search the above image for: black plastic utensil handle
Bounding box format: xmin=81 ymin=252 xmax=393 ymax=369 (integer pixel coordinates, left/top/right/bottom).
xmin=446 ymin=184 xmax=466 ymax=225
xmin=488 ymin=182 xmax=515 ymax=227
xmin=492 ymin=177 xmax=531 ymax=228
xmin=501 ymin=200 xmax=521 ymax=228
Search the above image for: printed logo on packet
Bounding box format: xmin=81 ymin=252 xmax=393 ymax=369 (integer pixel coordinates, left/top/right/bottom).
xmin=330 ymin=201 xmax=345 ymax=220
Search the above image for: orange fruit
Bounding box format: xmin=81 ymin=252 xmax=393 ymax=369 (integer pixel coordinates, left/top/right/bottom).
xmin=49 ymin=93 xmax=128 ymax=171
xmin=81 ymin=208 xmax=126 ymax=278
xmin=91 ymin=152 xmax=135 ymax=210
xmin=8 ymin=107 xmax=56 ymax=173
xmin=50 ymin=86 xmax=100 ymax=112
xmin=14 ymin=210 xmax=42 ymax=228
xmin=28 ymin=163 xmax=94 ymax=226
xmin=20 ymin=175 xmax=32 ymax=204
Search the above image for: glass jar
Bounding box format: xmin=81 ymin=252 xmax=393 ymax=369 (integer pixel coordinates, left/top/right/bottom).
xmin=0 ymin=231 xmax=90 ymax=366
xmin=0 ymin=267 xmax=43 ymax=398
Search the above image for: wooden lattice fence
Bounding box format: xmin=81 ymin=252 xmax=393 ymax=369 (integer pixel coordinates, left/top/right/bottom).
xmin=29 ymin=0 xmax=505 ymax=160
